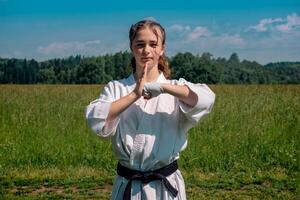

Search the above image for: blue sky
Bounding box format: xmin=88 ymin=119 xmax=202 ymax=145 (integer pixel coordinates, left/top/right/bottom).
xmin=0 ymin=0 xmax=299 ymax=64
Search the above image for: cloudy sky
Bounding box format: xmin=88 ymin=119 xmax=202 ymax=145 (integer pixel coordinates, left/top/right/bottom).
xmin=0 ymin=0 xmax=299 ymax=64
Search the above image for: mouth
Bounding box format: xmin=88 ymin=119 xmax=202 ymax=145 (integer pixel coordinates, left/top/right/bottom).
xmin=141 ymin=57 xmax=152 ymax=62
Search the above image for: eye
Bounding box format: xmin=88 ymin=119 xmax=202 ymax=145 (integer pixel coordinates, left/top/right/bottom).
xmin=150 ymin=43 xmax=157 ymax=48
xmin=135 ymin=43 xmax=145 ymax=48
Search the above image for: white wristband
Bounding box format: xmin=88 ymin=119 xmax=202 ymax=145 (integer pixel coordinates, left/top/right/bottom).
xmin=143 ymin=82 xmax=164 ymax=98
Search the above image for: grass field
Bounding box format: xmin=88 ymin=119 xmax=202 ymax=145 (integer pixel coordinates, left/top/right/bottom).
xmin=0 ymin=84 xmax=299 ymax=199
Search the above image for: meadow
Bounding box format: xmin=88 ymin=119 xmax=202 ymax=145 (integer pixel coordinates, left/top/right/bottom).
xmin=0 ymin=84 xmax=299 ymax=199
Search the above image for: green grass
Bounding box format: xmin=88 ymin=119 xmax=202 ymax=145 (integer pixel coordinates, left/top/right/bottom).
xmin=0 ymin=84 xmax=299 ymax=199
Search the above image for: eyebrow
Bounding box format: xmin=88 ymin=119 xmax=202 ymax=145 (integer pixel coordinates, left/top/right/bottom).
xmin=134 ymin=40 xmax=158 ymax=43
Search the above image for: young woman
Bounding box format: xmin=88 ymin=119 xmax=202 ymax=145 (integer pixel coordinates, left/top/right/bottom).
xmin=85 ymin=19 xmax=215 ymax=200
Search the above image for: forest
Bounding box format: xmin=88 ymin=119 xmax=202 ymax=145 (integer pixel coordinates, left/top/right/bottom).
xmin=0 ymin=52 xmax=299 ymax=84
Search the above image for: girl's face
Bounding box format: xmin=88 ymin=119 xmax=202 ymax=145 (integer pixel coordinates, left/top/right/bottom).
xmin=131 ymin=27 xmax=165 ymax=71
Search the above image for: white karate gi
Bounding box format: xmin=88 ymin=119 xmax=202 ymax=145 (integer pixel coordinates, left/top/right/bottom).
xmin=85 ymin=73 xmax=215 ymax=200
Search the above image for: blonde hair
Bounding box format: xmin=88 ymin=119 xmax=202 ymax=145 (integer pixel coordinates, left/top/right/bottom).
xmin=129 ymin=19 xmax=171 ymax=79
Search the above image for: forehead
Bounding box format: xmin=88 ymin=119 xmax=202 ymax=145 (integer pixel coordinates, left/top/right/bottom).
xmin=133 ymin=27 xmax=163 ymax=42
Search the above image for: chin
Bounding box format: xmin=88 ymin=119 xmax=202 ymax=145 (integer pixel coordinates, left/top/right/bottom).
xmin=137 ymin=61 xmax=158 ymax=70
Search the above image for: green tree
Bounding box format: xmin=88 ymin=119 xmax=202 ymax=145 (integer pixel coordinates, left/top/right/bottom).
xmin=38 ymin=67 xmax=57 ymax=83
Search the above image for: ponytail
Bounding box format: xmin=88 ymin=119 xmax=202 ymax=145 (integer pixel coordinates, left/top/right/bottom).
xmin=158 ymin=54 xmax=171 ymax=79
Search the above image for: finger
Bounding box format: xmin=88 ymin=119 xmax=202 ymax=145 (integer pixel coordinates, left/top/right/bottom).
xmin=139 ymin=64 xmax=147 ymax=81
xmin=143 ymin=62 xmax=148 ymax=78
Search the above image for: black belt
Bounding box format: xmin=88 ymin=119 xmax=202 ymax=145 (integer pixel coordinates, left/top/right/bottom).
xmin=117 ymin=160 xmax=179 ymax=200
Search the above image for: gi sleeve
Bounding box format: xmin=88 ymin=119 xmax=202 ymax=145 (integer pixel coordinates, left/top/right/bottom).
xmin=177 ymin=78 xmax=216 ymax=132
xmin=85 ymin=81 xmax=120 ymax=138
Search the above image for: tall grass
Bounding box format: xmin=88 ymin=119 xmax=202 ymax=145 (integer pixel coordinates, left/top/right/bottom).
xmin=0 ymin=85 xmax=114 ymax=172
xmin=0 ymin=84 xmax=298 ymax=199
xmin=182 ymin=85 xmax=299 ymax=173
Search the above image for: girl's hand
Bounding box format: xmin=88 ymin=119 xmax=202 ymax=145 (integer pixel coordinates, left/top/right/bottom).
xmin=133 ymin=63 xmax=148 ymax=98
xmin=143 ymin=82 xmax=164 ymax=98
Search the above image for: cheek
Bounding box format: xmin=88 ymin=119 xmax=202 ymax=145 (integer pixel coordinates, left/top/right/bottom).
xmin=153 ymin=49 xmax=163 ymax=57
xmin=132 ymin=49 xmax=142 ymax=57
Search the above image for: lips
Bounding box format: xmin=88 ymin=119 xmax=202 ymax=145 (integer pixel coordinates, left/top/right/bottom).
xmin=141 ymin=57 xmax=152 ymax=61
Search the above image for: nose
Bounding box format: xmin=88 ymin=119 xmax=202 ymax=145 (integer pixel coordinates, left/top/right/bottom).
xmin=143 ymin=44 xmax=151 ymax=54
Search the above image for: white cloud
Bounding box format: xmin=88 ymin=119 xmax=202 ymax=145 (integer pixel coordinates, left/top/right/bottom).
xmin=167 ymin=23 xmax=245 ymax=55
xmin=168 ymin=24 xmax=211 ymax=43
xmin=249 ymin=18 xmax=283 ymax=32
xmin=248 ymin=12 xmax=300 ymax=33
xmin=217 ymin=34 xmax=245 ymax=46
xmin=169 ymin=24 xmax=191 ymax=32
xmin=141 ymin=16 xmax=158 ymax=22
xmin=186 ymin=26 xmax=211 ymax=42
xmin=84 ymin=40 xmax=101 ymax=45
xmin=276 ymin=13 xmax=300 ymax=33
xmin=37 ymin=40 xmax=101 ymax=55
xmin=168 ymin=32 xmax=246 ymax=57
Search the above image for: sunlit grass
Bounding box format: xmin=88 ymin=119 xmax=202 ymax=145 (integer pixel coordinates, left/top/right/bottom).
xmin=0 ymin=84 xmax=299 ymax=199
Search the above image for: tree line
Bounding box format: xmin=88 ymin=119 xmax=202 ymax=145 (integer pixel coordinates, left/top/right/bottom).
xmin=0 ymin=52 xmax=299 ymax=84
